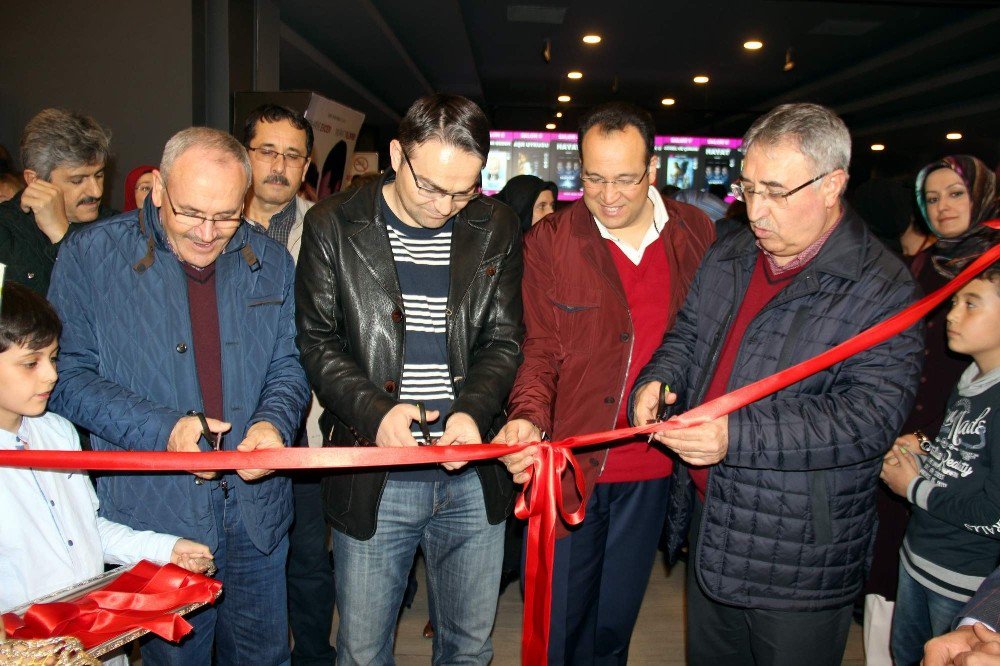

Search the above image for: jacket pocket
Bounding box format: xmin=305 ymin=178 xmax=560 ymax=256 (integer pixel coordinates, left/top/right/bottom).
xmin=247 ymin=294 xmax=283 ymax=307
xmin=810 ymin=470 xmax=833 ymax=545
xmin=549 ymin=286 xmax=602 ymax=348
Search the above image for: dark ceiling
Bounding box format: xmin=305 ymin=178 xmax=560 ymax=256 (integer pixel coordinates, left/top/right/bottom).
xmin=277 ymin=0 xmax=1000 ymax=179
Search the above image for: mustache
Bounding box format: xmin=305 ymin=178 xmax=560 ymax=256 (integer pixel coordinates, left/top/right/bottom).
xmin=263 ymin=174 xmax=290 ymax=186
xmin=77 ymin=196 xmax=101 ymax=206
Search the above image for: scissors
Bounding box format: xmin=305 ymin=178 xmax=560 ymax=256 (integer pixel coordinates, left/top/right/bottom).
xmin=646 ymin=384 xmax=677 ymax=445
xmin=186 ymin=411 xmax=228 ymax=499
xmin=416 ymin=401 xmax=434 ymax=446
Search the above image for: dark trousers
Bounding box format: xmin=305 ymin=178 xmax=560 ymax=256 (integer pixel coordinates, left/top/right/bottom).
xmin=546 ymin=477 xmax=671 ymax=665
xmin=686 ymin=500 xmax=853 ymax=666
xmin=287 ymin=475 xmax=336 ymax=665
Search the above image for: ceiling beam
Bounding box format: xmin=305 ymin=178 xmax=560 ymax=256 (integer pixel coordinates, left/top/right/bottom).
xmin=851 ymin=93 xmax=1000 ymax=137
xmin=692 ymin=7 xmax=1000 ymax=133
xmin=835 ymin=53 xmax=1000 ymax=116
xmin=358 ymin=0 xmax=434 ymax=96
xmin=279 ymin=22 xmax=401 ymax=123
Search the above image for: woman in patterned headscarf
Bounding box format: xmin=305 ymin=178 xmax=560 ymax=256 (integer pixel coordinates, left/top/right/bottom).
xmin=916 ymin=155 xmax=999 ymax=256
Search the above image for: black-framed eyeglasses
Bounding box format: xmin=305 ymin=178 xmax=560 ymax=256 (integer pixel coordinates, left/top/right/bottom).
xmin=247 ymin=146 xmax=309 ymax=168
xmin=400 ymin=148 xmax=481 ymax=203
xmin=731 ymin=172 xmax=830 ymax=209
xmin=161 ymin=181 xmax=243 ymax=230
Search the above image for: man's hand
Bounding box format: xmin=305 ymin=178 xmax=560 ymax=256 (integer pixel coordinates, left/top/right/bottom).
xmin=235 ymin=421 xmax=285 ymax=481
xmin=20 ymin=180 xmax=70 ymax=243
xmin=170 ymin=538 xmax=215 ymax=573
xmin=925 ymin=623 xmax=1000 ymax=666
xmin=437 ymin=412 xmax=481 ymax=471
xmin=375 ymin=403 xmax=439 ymax=448
xmin=495 ymin=419 xmax=542 ymax=484
xmin=880 ymin=442 xmax=921 ymax=497
xmin=654 ymin=416 xmax=728 ymax=466
xmin=167 ymin=415 xmax=231 ymax=479
xmin=633 ymin=381 xmax=677 ymax=426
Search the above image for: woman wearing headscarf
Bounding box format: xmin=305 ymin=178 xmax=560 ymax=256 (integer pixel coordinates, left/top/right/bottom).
xmin=864 ymin=155 xmax=999 ymax=665
xmin=123 ymin=165 xmax=157 ymax=212
xmin=491 ymin=174 xmax=558 ymax=233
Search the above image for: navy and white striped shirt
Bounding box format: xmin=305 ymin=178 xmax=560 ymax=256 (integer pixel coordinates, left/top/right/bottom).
xmin=382 ymin=195 xmax=460 ymax=481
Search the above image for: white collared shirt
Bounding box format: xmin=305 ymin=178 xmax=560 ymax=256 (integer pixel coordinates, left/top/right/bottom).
xmin=0 ymin=412 xmax=178 ymax=611
xmin=592 ymin=185 xmax=670 ymax=265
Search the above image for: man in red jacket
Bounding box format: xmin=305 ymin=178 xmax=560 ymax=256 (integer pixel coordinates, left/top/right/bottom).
xmin=497 ymin=102 xmax=715 ymax=664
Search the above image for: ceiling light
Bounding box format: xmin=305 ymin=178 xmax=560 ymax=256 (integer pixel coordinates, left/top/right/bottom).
xmin=946 ymin=132 xmax=963 ymax=140
xmin=545 ymin=123 xmax=557 ymax=130
xmin=582 ymin=34 xmax=601 ymax=45
xmin=555 ymin=112 xmax=563 ymax=118
xmin=870 ymin=144 xmax=885 ymax=152
xmin=783 ymin=48 xmax=796 ymax=72
xmin=743 ymin=40 xmax=763 ymax=50
xmin=557 ymin=94 xmax=571 ymax=102
xmin=693 ymin=75 xmax=710 ymax=84
xmin=661 ymin=98 xmax=676 ymax=106
xmin=567 ymin=71 xmax=583 ymax=80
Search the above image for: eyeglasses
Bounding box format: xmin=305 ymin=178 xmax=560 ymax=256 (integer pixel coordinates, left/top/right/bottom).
xmin=731 ymin=172 xmax=830 ymax=209
xmin=401 ymin=149 xmax=481 ymax=203
xmin=580 ymin=170 xmax=649 ymax=192
xmin=161 ymin=182 xmax=243 ymax=230
xmin=248 ymin=146 xmax=309 ymax=168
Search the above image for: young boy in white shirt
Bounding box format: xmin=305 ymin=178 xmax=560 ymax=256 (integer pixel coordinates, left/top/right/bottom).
xmin=0 ymin=281 xmax=214 ymax=614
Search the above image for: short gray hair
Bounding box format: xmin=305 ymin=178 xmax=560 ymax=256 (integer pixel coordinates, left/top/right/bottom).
xmin=160 ymin=127 xmax=252 ymax=188
xmin=20 ymin=108 xmax=111 ymax=180
xmin=742 ymin=103 xmax=851 ymax=175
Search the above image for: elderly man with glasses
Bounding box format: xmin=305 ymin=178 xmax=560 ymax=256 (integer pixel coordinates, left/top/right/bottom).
xmin=626 ymin=103 xmax=924 ymax=666
xmin=496 ymin=101 xmax=715 ymax=664
xmin=295 ymin=93 xmax=522 ymax=664
xmin=48 ymin=126 xmax=310 ymax=665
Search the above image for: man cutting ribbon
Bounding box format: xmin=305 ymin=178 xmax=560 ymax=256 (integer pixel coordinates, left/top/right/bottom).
xmin=629 ymin=103 xmax=924 ymax=666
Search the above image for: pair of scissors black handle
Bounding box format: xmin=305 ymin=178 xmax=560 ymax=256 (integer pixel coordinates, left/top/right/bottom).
xmin=647 ymin=384 xmax=677 ymax=424
xmin=416 ymin=401 xmax=434 ymax=446
xmin=186 ymin=410 xmax=220 ymax=451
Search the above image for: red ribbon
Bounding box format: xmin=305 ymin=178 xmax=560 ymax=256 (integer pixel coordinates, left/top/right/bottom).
xmin=0 ymin=220 xmax=996 ymax=664
xmin=2 ymin=560 xmax=222 ymax=651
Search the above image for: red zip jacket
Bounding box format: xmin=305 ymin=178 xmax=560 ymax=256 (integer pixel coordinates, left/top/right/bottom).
xmin=506 ymin=194 xmax=715 ymax=537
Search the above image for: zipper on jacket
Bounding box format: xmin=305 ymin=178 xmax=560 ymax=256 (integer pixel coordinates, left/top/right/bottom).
xmin=599 ymin=309 xmax=635 ymax=477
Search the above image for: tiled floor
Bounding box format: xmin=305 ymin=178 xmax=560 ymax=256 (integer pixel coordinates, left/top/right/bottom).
xmin=390 ymin=555 xmax=866 ymax=665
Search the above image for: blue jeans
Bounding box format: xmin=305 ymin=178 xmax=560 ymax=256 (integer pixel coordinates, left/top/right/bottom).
xmin=891 ymin=566 xmax=966 ymax=666
xmin=333 ymin=474 xmax=504 ymax=665
xmin=141 ymin=481 xmax=291 ymax=666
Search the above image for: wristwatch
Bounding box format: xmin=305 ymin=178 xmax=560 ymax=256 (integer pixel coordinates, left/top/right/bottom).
xmin=912 ymin=429 xmax=932 ymax=452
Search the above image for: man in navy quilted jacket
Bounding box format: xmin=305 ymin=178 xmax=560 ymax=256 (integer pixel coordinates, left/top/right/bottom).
xmin=630 ymin=103 xmax=923 ymax=665
xmin=48 ymin=127 xmax=310 ymax=665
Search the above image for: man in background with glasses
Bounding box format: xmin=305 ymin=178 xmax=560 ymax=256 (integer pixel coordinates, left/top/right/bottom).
xmin=242 ymin=103 xmax=336 ymax=666
xmin=629 ymin=103 xmax=923 ymax=665
xmin=296 ymin=93 xmax=522 ymax=664
xmin=496 ymin=101 xmax=715 ymax=664
xmin=48 ymin=127 xmax=310 ymax=665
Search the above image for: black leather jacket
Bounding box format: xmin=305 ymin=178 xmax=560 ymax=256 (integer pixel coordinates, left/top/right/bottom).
xmin=295 ymin=173 xmax=523 ymax=539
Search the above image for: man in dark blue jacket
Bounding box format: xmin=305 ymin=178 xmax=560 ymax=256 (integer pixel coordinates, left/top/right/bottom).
xmin=48 ymin=127 xmax=310 ymax=665
xmin=630 ymin=103 xmax=923 ymax=666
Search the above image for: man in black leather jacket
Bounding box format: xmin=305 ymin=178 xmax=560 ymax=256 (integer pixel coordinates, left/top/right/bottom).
xmin=295 ymin=93 xmax=523 ymax=665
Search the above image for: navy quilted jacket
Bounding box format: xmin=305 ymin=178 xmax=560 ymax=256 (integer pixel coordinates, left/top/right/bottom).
xmin=630 ymin=207 xmax=923 ymax=610
xmin=48 ymin=200 xmax=309 ymax=554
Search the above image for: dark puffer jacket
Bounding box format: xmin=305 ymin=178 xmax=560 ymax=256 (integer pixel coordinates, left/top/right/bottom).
xmin=630 ymin=206 xmax=923 ymax=610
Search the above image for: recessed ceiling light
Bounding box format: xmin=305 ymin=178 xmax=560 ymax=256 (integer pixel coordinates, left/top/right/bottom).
xmin=545 ymin=123 xmax=557 ymax=130
xmin=946 ymin=132 xmax=963 ymax=140
xmin=870 ymin=144 xmax=885 ymax=151
xmin=743 ymin=40 xmax=763 ymax=50
xmin=567 ymin=71 xmax=583 ymax=80
xmin=661 ymin=98 xmax=676 ymax=106
xmin=693 ymin=75 xmax=710 ymax=84
xmin=582 ymin=34 xmax=601 ymax=45
xmin=558 ymin=94 xmax=571 ymax=103
xmin=555 ymin=112 xmax=563 ymax=118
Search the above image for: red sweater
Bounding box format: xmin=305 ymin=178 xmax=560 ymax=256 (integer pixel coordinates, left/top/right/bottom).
xmin=182 ymin=263 xmax=224 ymax=425
xmin=690 ymin=253 xmax=805 ymax=499
xmin=599 ymin=238 xmax=673 ymax=483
